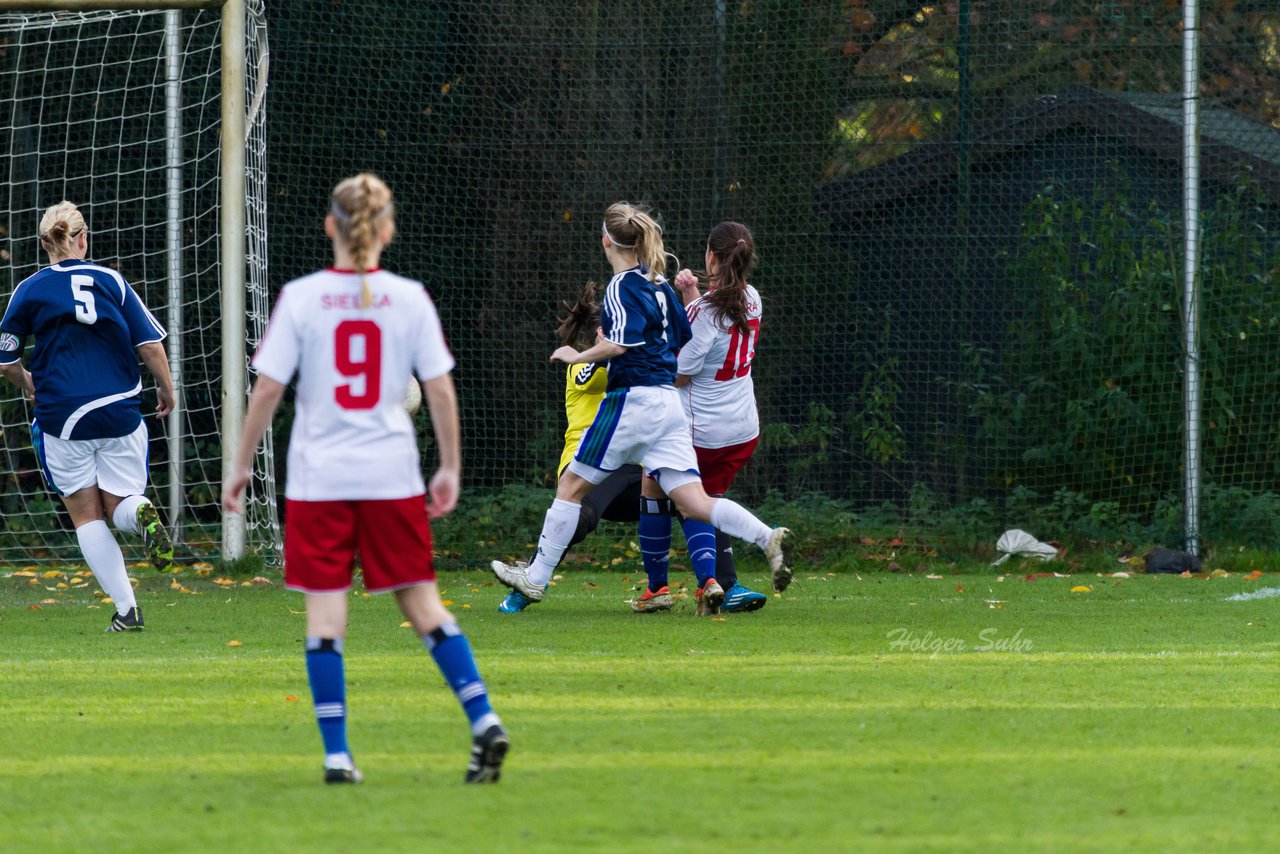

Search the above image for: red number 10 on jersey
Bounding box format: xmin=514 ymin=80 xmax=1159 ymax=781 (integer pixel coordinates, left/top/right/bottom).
xmin=714 ymin=318 xmax=760 ymax=381
xmin=335 ymin=319 xmax=382 ymax=409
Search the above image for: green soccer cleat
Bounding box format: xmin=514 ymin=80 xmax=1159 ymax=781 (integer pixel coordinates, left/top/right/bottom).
xmin=136 ymin=503 xmax=176 ymax=573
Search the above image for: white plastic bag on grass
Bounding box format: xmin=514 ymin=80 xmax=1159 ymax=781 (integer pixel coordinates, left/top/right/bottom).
xmin=991 ymin=529 xmax=1060 ymax=566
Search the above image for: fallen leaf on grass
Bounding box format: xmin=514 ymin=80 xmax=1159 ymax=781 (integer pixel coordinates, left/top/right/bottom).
xmin=399 ymin=621 xmax=412 ymax=628
xmin=1110 ymin=572 xmax=1131 ymax=578
xmin=1071 ymin=585 xmax=1092 ymax=592
xmin=41 ymin=598 xmax=58 ymax=604
xmin=226 ymin=640 xmax=242 ymax=647
xmin=1211 ymin=569 xmax=1229 ymax=578
xmin=212 ymin=577 xmax=235 ymax=585
xmin=41 ymin=570 xmax=65 ymax=579
xmin=284 ymin=695 xmax=298 ymax=703
xmin=955 ymin=584 xmax=965 ymax=592
xmin=27 ymin=605 xmax=41 ymax=611
xmin=925 ymin=574 xmax=943 ymax=580
xmin=195 ymin=568 xmax=213 ymax=577
xmin=441 ymin=599 xmax=454 ymax=606
xmin=1246 ymin=570 xmax=1263 ymax=580
xmin=11 ymin=570 xmax=37 ymax=577
xmin=248 ymin=577 xmax=272 ymax=586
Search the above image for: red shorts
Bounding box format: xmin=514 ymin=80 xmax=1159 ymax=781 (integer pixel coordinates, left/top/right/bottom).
xmin=284 ymin=495 xmax=435 ymax=593
xmin=694 ymin=437 xmax=758 ymax=495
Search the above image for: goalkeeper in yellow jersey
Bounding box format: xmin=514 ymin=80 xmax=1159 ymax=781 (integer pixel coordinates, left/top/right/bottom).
xmin=494 ymin=283 xmax=645 ymax=613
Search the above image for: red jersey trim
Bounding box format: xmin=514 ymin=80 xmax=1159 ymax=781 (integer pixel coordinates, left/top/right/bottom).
xmin=326 ymin=267 xmax=383 ymax=274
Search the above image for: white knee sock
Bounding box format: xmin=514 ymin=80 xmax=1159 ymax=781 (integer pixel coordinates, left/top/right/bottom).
xmin=527 ymin=499 xmax=582 ymax=587
xmin=111 ymin=495 xmax=149 ymax=533
xmin=76 ymin=520 xmax=136 ymax=613
xmin=709 ymin=498 xmax=772 ymax=550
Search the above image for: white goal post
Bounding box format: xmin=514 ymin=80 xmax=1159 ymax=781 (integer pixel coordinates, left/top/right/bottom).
xmin=0 ymin=0 xmax=276 ymax=564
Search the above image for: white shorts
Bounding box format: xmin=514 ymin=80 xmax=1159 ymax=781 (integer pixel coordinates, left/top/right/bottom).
xmin=34 ymin=420 xmax=150 ymax=497
xmin=568 ymin=385 xmax=700 ymax=491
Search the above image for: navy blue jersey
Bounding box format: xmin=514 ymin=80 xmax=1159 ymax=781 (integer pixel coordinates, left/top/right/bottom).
xmin=600 ymin=266 xmax=692 ymax=391
xmin=0 ymin=260 xmax=166 ymax=440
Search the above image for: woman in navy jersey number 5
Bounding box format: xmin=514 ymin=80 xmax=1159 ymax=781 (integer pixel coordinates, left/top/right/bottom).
xmin=221 ymin=173 xmax=508 ymax=785
xmin=0 ymin=201 xmax=177 ymax=633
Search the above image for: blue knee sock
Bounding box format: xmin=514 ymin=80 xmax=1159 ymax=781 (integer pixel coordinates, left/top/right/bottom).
xmin=424 ymin=623 xmax=499 ymax=735
xmin=682 ymin=518 xmax=719 ymax=586
xmin=305 ymin=637 xmax=349 ymax=758
xmin=638 ymin=499 xmax=672 ymax=592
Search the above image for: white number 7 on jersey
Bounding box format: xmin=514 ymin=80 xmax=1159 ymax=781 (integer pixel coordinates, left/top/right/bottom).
xmin=70 ymin=274 xmax=98 ymax=325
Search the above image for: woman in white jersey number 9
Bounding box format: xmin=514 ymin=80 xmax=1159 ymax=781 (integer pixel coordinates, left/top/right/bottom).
xmin=221 ymin=174 xmax=508 ymax=786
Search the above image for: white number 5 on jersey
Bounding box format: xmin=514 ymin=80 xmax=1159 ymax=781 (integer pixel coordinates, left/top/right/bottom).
xmin=70 ymin=274 xmax=98 ymax=325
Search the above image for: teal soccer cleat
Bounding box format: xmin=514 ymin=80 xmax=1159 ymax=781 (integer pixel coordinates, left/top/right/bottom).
xmin=498 ymin=590 xmax=535 ymax=613
xmin=721 ymin=583 xmax=767 ymax=613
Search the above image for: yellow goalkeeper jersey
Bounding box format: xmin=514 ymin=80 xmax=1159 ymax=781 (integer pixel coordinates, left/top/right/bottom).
xmin=559 ymin=362 xmax=608 ymax=475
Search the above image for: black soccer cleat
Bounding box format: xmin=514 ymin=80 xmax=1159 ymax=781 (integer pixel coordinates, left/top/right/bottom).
xmin=106 ymin=606 xmax=144 ymax=633
xmin=324 ymin=766 xmax=364 ymax=785
xmin=465 ymin=724 xmax=509 ymax=784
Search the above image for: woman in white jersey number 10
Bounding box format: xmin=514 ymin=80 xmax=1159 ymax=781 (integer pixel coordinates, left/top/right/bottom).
xmin=490 ymin=201 xmax=794 ymax=612
xmin=635 ymin=221 xmax=773 ymax=615
xmin=221 ymin=173 xmax=508 ymax=786
xmin=0 ymin=201 xmax=177 ymax=634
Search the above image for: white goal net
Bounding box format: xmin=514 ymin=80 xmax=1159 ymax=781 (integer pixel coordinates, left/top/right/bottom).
xmin=0 ymin=3 xmax=278 ymax=565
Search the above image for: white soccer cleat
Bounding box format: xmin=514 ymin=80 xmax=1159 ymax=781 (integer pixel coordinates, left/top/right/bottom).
xmin=490 ymin=560 xmax=546 ymax=602
xmin=765 ymin=527 xmax=794 ymax=593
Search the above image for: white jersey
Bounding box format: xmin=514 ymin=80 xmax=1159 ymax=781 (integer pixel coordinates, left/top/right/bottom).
xmin=252 ymin=268 xmax=454 ymax=501
xmin=677 ymin=285 xmax=761 ymax=449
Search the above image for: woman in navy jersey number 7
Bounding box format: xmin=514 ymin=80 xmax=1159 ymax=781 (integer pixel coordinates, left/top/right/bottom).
xmin=0 ymin=201 xmax=177 ymax=633
xmin=221 ymin=173 xmax=507 ymax=786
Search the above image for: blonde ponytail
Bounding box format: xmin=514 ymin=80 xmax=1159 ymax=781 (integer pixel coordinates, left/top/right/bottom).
xmin=39 ymin=201 xmax=87 ymax=261
xmin=602 ymin=202 xmax=672 ymax=283
xmin=330 ymin=173 xmax=395 ymax=307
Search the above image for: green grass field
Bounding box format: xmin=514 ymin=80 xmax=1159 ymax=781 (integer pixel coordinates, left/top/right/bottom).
xmin=2 ymin=562 xmax=1279 ymax=852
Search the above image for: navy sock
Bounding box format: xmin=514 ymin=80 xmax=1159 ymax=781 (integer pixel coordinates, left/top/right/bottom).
xmin=714 ymin=527 xmax=738 ymax=589
xmin=305 ymin=637 xmax=349 ymax=758
xmin=424 ymin=623 xmax=497 ymax=734
xmin=682 ymin=518 xmax=719 ymax=586
xmin=639 ymin=499 xmax=672 ymax=591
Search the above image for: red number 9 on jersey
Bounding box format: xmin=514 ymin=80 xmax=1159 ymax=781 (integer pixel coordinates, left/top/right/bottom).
xmin=334 ymin=319 xmax=382 ymax=409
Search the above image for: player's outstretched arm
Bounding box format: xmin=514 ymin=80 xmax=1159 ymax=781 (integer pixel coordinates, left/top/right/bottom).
xmin=137 ymin=341 xmax=176 ymax=417
xmin=551 ymin=338 xmax=625 ymax=365
xmin=221 ymin=376 xmax=287 ymax=514
xmin=423 ymin=373 xmax=461 ymax=519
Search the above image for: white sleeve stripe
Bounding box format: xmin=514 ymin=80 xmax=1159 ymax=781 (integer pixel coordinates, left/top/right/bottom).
xmin=604 ymin=274 xmax=626 ymax=342
xmin=137 ymin=299 xmax=167 ymax=336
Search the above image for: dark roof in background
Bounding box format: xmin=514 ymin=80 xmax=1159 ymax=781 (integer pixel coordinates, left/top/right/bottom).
xmin=817 ymin=84 xmax=1280 ymax=219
